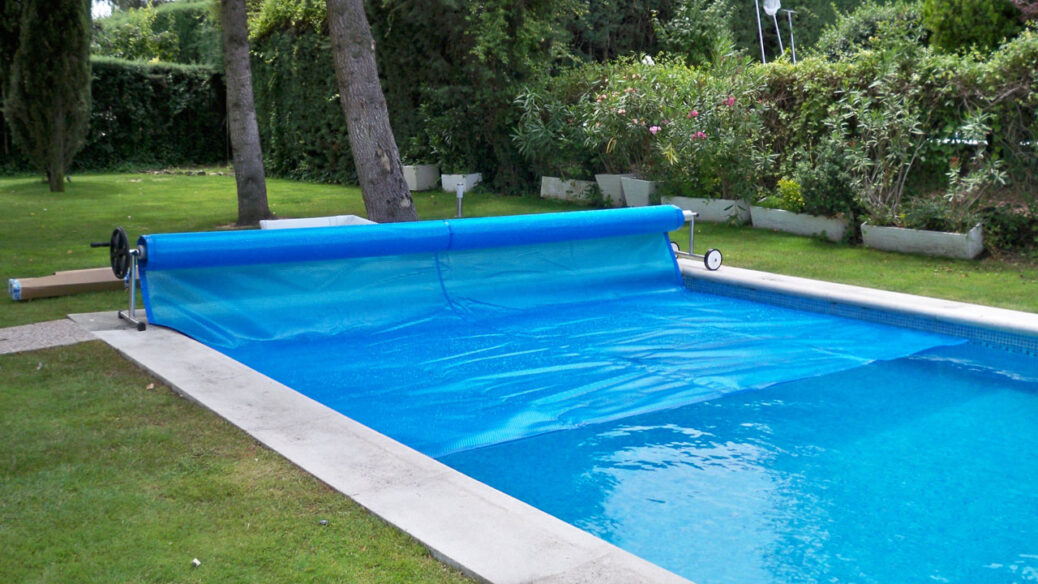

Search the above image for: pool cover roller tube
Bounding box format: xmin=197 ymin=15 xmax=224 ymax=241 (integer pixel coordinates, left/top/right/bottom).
xmin=137 ymin=206 xmax=962 ymax=457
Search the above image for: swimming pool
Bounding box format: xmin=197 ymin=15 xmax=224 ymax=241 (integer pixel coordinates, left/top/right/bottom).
xmin=133 ymin=207 xmax=1038 ymax=584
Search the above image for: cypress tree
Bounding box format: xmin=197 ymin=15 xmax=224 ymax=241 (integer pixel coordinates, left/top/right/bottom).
xmin=7 ymin=0 xmax=92 ymax=192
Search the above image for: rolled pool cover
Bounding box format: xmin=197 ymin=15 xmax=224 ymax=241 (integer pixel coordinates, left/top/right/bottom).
xmin=138 ymin=206 xmax=687 ymax=271
xmin=138 ymin=206 xmax=688 ymax=346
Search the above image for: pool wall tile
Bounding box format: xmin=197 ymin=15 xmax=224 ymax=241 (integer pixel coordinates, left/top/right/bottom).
xmin=680 ymin=265 xmax=1038 ymax=356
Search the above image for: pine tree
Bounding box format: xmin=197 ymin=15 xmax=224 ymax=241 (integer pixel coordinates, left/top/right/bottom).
xmin=6 ymin=0 xmax=92 ymax=192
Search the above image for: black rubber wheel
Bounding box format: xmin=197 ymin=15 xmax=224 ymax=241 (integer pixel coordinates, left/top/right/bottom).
xmin=704 ymin=248 xmax=723 ymax=271
xmin=109 ymin=227 xmax=130 ymax=279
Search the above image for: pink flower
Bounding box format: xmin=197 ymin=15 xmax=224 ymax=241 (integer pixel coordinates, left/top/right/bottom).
xmin=693 ymin=130 xmax=708 ymax=140
xmin=687 ymin=109 xmax=700 ymax=118
xmin=649 ymin=125 xmax=661 ymax=135
xmin=724 ymin=96 xmax=735 ymax=107
xmin=618 ymin=108 xmax=626 ymax=115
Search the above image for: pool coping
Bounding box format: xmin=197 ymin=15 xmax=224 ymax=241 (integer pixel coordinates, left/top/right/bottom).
xmin=70 ymin=264 xmax=1038 ymax=584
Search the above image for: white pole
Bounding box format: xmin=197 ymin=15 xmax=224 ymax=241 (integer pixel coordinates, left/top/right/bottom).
xmin=786 ymin=10 xmax=797 ymax=64
xmin=772 ymin=13 xmax=784 ymax=55
xmin=754 ymin=0 xmax=766 ymax=63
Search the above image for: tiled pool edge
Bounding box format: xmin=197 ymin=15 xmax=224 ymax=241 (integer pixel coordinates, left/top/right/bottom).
xmin=679 ymin=260 xmax=1038 ymax=353
xmin=68 ymin=311 xmax=690 ymax=584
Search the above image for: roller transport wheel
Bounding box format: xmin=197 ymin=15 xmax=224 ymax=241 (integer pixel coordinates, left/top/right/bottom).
xmin=704 ymin=248 xmax=723 ymax=271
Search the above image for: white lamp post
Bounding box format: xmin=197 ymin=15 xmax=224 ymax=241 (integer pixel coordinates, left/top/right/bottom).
xmin=754 ymin=0 xmax=767 ymax=63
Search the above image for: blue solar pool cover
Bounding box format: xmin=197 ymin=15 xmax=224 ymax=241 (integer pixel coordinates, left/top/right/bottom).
xmin=139 ymin=206 xmax=963 ymax=457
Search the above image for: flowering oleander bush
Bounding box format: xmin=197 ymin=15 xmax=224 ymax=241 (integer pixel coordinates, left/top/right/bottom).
xmin=515 ymin=54 xmax=774 ymax=200
xmin=511 ymin=22 xmax=1035 ymax=249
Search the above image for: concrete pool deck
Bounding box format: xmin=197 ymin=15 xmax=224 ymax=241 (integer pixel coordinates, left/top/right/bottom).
xmin=54 ymin=262 xmax=1038 ymax=584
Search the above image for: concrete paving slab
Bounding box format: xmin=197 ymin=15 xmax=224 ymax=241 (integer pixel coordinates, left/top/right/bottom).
xmin=68 ymin=311 xmax=691 ymax=584
xmin=0 ymin=318 xmax=95 ymax=355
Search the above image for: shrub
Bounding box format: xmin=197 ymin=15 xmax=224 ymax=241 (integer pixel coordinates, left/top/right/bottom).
xmin=756 ymin=177 xmax=804 ymax=212
xmin=93 ymin=1 xmax=221 ymax=66
xmin=980 ymin=201 xmax=1038 ymax=253
xmin=513 ymin=67 xmax=599 ymax=178
xmin=922 ymin=0 xmax=1023 ymax=53
xmin=830 ymin=84 xmax=927 ymax=225
xmin=793 ymin=134 xmax=857 ymax=218
xmin=813 ymin=0 xmax=927 ymax=60
xmin=652 ymin=0 xmax=735 ymax=67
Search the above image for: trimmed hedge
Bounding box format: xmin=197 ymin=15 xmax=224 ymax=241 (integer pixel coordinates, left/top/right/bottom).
xmin=84 ymin=58 xmax=226 ymax=169
xmin=1 ymin=57 xmax=227 ymax=173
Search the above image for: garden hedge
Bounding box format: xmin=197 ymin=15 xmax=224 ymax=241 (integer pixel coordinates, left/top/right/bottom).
xmin=1 ymin=57 xmax=227 ymax=173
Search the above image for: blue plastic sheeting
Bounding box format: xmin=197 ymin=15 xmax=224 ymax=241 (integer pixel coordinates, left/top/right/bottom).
xmin=139 ymin=207 xmax=963 ymax=457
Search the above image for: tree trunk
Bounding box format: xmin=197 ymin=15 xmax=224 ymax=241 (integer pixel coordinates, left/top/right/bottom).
xmin=220 ymin=0 xmax=271 ymax=226
xmin=326 ymin=0 xmax=417 ymax=223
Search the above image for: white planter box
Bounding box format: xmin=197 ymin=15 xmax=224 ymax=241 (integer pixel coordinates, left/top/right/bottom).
xmin=441 ymin=173 xmax=482 ymax=193
xmin=662 ymin=196 xmax=750 ymax=224
xmin=540 ymin=177 xmax=595 ymax=202
xmin=861 ymin=222 xmax=984 ymax=259
xmin=750 ymin=206 xmax=848 ymax=242
xmin=403 ymin=164 xmax=439 ymax=191
xmin=619 ymin=177 xmax=657 ymax=207
xmin=594 ymin=173 xmax=633 ymax=207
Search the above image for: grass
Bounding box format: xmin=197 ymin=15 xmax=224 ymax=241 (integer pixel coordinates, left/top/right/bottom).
xmin=3 ymin=170 xmax=1034 ymax=326
xmin=0 ymin=341 xmax=473 ymax=583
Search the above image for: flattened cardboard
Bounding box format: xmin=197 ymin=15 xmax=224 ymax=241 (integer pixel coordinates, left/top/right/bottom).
xmin=9 ymin=267 xmax=124 ymax=301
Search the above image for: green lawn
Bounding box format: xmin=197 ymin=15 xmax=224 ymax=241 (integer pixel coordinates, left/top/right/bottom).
xmin=2 ymin=170 xmax=1035 ymax=328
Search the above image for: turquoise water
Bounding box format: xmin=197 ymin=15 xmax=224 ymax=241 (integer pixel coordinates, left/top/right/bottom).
xmin=441 ymin=342 xmax=1038 ymax=584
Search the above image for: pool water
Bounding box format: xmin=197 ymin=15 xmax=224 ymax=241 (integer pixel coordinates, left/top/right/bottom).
xmin=441 ymin=341 xmax=1038 ymax=584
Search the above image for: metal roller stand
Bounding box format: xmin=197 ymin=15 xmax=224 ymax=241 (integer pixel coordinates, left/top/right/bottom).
xmin=91 ymin=227 xmax=147 ymax=331
xmin=672 ymin=210 xmax=723 ymax=271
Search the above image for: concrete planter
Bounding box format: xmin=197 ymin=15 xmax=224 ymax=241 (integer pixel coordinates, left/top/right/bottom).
xmin=403 ymin=164 xmax=439 ymax=191
xmin=540 ymin=177 xmax=595 ymax=202
xmin=662 ymin=196 xmax=750 ymax=224
xmin=750 ymin=206 xmax=849 ymax=242
xmin=260 ymin=215 xmax=375 ymax=229
xmin=441 ymin=173 xmax=482 ymax=193
xmin=594 ymin=173 xmax=633 ymax=207
xmin=619 ymin=177 xmax=657 ymax=207
xmin=861 ymin=222 xmax=984 ymax=259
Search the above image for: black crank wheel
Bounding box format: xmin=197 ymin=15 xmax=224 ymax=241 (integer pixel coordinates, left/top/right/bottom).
xmin=109 ymin=227 xmax=130 ymax=279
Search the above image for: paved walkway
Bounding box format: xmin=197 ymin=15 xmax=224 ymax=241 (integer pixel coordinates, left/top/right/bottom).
xmin=0 ymin=318 xmax=96 ymax=355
